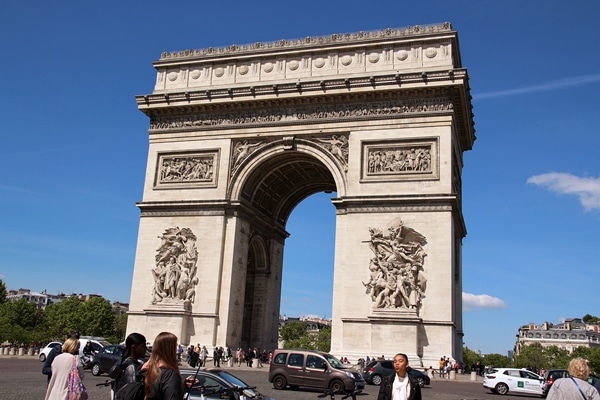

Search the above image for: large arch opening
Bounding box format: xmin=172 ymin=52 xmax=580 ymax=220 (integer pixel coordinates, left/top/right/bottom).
xmin=235 ymin=149 xmax=339 ymax=350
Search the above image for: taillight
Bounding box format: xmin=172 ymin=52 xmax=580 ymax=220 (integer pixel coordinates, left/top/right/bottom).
xmin=547 ymin=377 xmax=555 ymax=385
xmin=368 ymin=367 xmax=375 ymax=372
xmin=487 ymin=375 xmax=496 ymax=379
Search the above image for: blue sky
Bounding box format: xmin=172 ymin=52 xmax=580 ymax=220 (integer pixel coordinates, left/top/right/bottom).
xmin=1 ymin=1 xmax=599 ymax=356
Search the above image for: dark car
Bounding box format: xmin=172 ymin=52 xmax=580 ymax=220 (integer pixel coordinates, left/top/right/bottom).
xmin=91 ymin=344 xmax=125 ymax=376
xmin=181 ymin=368 xmax=277 ymax=400
xmin=542 ymin=369 xmax=599 ymax=396
xmin=362 ymin=360 xmax=430 ymax=387
xmin=542 ymin=369 xmax=570 ymax=396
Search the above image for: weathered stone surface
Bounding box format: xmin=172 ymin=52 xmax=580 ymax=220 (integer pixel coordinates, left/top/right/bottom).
xmin=128 ymin=23 xmax=475 ymax=367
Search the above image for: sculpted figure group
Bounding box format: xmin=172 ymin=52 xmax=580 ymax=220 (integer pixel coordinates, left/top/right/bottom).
xmin=151 ymin=227 xmax=199 ymax=306
xmin=363 ymin=219 xmax=427 ymax=313
xmin=159 ymin=156 xmax=214 ymax=183
xmin=368 ymin=146 xmax=431 ymax=174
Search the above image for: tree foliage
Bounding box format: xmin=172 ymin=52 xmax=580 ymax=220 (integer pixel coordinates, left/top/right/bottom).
xmin=280 ymin=321 xmax=331 ymax=351
xmin=582 ymin=314 xmax=599 ymax=323
xmin=462 ymin=346 xmax=481 ymax=370
xmin=0 ymin=279 xmax=7 ymax=304
xmin=482 ymin=353 xmax=511 ymax=368
xmin=280 ymin=321 xmax=308 ymax=342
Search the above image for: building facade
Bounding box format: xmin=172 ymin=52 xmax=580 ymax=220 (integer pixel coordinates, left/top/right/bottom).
xmin=515 ymin=318 xmax=600 ymax=354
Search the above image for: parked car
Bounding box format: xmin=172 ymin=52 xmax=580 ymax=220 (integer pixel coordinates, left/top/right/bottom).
xmin=78 ymin=336 xmax=110 ymax=357
xmin=38 ymin=342 xmax=62 ymax=362
xmin=362 ymin=359 xmax=430 ymax=387
xmin=181 ymin=368 xmax=277 ymax=400
xmin=542 ymin=369 xmax=570 ymax=396
xmin=91 ymin=344 xmax=125 ymax=376
xmin=483 ymin=368 xmax=544 ymax=396
xmin=268 ymin=349 xmax=365 ymax=392
xmin=542 ymin=369 xmax=600 ymax=396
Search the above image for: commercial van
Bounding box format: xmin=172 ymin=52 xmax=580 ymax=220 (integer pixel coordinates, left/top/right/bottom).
xmin=268 ymin=349 xmax=365 ymax=392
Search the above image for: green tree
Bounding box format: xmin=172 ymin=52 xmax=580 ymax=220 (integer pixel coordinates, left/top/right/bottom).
xmin=43 ymin=296 xmax=84 ymax=339
xmin=0 ymin=299 xmax=44 ymax=344
xmin=482 ymin=353 xmax=511 ymax=368
xmin=514 ymin=343 xmax=546 ymax=371
xmin=541 ymin=345 xmax=571 ymax=369
xmin=0 ymin=279 xmax=7 ymax=303
xmin=314 ymin=326 xmax=331 ymax=352
xmin=462 ymin=346 xmax=481 ymax=371
xmin=80 ymin=297 xmax=115 ymax=338
xmin=113 ymin=313 xmax=128 ymax=343
xmin=582 ymin=314 xmax=599 ymax=324
xmin=571 ymin=347 xmax=600 ymax=374
xmin=280 ymin=321 xmax=308 ymax=343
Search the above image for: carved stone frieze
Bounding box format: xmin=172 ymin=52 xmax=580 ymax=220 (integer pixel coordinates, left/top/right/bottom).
xmin=149 ymin=97 xmax=453 ymax=131
xmin=155 ymin=151 xmax=218 ymax=188
xmin=363 ymin=218 xmax=427 ymax=315
xmin=362 ymin=138 xmax=438 ymax=181
xmin=151 ymin=227 xmax=199 ymax=308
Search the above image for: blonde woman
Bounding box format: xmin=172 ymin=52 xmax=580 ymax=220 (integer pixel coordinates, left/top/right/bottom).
xmin=547 ymin=357 xmax=600 ymax=400
xmin=45 ymin=338 xmax=84 ymax=400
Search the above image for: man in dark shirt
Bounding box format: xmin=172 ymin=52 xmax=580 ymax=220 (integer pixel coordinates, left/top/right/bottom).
xmin=41 ymin=330 xmax=79 ymax=383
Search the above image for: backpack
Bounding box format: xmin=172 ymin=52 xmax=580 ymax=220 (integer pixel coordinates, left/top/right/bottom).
xmin=114 ymin=381 xmax=144 ymax=400
xmin=114 ymin=369 xmax=145 ymax=400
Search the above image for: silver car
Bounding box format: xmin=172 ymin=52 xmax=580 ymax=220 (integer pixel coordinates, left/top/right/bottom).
xmin=181 ymin=368 xmax=276 ymax=400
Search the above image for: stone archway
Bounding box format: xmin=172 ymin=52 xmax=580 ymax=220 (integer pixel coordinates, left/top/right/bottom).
xmin=126 ymin=23 xmax=475 ymax=367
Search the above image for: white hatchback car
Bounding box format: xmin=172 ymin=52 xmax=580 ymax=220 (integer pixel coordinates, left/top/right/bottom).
xmin=483 ymin=368 xmax=544 ymax=396
xmin=39 ymin=341 xmax=63 ymax=362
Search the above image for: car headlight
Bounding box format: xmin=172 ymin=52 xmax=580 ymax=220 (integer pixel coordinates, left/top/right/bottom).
xmin=346 ymin=371 xmax=355 ymax=379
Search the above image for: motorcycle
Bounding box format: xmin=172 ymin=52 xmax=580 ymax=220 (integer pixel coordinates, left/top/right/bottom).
xmin=81 ymin=353 xmax=95 ymax=369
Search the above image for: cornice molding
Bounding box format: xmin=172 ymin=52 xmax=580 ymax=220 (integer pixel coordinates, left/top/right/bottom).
xmin=157 ymin=23 xmax=454 ymax=62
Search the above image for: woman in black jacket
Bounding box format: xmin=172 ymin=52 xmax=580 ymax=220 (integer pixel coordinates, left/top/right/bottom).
xmin=144 ymin=332 xmax=196 ymax=400
xmin=112 ymin=333 xmax=147 ymax=393
xmin=377 ymin=353 xmax=422 ymax=400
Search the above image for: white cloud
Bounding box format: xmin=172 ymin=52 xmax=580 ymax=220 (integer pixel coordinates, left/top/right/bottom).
xmin=527 ymin=172 xmax=600 ymax=211
xmin=463 ymin=292 xmax=507 ymax=311
xmin=474 ymin=74 xmax=600 ymax=100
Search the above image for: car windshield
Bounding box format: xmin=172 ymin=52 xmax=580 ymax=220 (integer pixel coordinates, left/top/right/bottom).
xmin=215 ymin=371 xmax=259 ymax=397
xmin=324 ymin=354 xmax=345 ymax=369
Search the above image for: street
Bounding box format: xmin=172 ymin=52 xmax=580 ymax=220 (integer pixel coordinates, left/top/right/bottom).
xmin=0 ymin=357 xmax=541 ymax=400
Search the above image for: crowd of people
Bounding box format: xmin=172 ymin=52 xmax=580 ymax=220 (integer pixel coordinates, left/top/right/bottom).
xmin=183 ymin=344 xmax=271 ymax=368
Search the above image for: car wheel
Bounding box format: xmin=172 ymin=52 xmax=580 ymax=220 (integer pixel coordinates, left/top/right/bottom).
xmin=372 ymin=374 xmax=383 ymax=385
xmin=272 ymin=375 xmax=287 ymax=390
xmin=330 ymin=379 xmax=345 ymax=393
xmin=91 ymin=363 xmax=101 ymax=376
xmin=495 ymin=382 xmax=509 ymax=395
xmin=416 ymin=377 xmax=425 ymax=388
xmin=39 ymin=354 xmax=46 ymax=362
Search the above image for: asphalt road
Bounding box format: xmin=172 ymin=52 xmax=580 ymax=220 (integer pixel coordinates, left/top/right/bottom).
xmin=0 ymin=357 xmax=542 ymax=400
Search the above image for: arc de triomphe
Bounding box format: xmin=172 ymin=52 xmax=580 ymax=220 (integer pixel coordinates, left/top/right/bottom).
xmin=127 ymin=22 xmax=475 ymax=366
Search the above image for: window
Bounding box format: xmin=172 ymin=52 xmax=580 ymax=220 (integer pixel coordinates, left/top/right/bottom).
xmin=306 ymin=355 xmax=325 ymax=369
xmin=273 ymin=353 xmax=287 ymax=365
xmin=288 ymin=354 xmax=304 ymax=367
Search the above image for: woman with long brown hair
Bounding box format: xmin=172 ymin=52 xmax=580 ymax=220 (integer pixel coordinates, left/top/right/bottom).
xmin=144 ymin=332 xmax=195 ymax=400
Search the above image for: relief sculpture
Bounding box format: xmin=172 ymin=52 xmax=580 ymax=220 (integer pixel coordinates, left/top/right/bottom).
xmin=151 ymin=227 xmax=199 ymax=307
xmin=231 ymin=140 xmax=264 ymax=171
xmin=159 ymin=154 xmax=214 ymax=183
xmin=367 ymin=145 xmax=431 ymax=174
xmin=363 ymin=218 xmax=427 ymax=314
xmin=315 ymin=135 xmax=348 ymax=171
